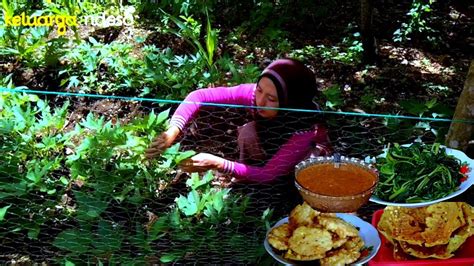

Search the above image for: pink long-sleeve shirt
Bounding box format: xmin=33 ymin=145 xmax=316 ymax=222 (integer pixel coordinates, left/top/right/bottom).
xmin=169 ymin=84 xmax=332 ymax=182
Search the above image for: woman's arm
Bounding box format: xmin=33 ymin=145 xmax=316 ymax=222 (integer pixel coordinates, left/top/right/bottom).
xmin=147 ymin=84 xmax=255 ymax=159
xmin=169 ymin=84 xmax=256 ymax=130
xmin=221 ymin=126 xmax=332 ymax=182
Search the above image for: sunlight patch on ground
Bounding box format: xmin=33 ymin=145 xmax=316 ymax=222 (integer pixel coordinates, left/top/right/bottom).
xmin=380 ymin=45 xmax=456 ymax=77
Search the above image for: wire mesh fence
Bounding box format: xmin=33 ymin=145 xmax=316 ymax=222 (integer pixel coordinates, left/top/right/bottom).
xmin=0 ymin=88 xmax=473 ymax=264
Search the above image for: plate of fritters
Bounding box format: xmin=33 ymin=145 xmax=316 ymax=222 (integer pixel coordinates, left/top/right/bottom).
xmin=264 ymin=202 xmax=381 ymax=265
xmin=370 ymin=202 xmax=474 ymax=263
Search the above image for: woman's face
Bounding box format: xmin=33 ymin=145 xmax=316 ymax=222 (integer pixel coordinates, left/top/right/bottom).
xmin=256 ymin=77 xmax=279 ymax=118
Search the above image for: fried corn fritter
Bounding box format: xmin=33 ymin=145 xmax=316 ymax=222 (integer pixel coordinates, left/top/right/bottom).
xmin=288 ymin=226 xmax=333 ymax=258
xmin=289 ymin=201 xmax=320 ymax=227
xmin=317 ymin=216 xmax=360 ymax=239
xmin=378 ymin=202 xmax=474 ymax=260
xmin=267 ymin=202 xmax=364 ymax=265
xmin=320 ymin=236 xmax=364 ymax=266
xmin=267 ymin=223 xmax=292 ymax=251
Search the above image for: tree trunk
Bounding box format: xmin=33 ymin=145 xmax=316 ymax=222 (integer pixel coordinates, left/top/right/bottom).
xmin=445 ymin=60 xmax=474 ymax=152
xmin=361 ymin=0 xmax=377 ymax=64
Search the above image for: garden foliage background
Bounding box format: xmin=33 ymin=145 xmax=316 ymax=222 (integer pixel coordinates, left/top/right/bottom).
xmin=0 ymin=0 xmax=473 ymax=264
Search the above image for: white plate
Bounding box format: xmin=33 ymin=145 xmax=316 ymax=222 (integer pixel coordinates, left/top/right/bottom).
xmin=264 ymin=213 xmax=381 ymax=265
xmin=369 ymin=144 xmax=474 ymax=208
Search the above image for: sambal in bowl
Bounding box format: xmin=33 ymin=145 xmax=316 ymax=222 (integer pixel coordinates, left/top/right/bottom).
xmin=295 ymin=155 xmax=379 ymax=212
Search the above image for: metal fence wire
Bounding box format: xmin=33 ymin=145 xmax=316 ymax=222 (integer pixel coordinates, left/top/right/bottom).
xmin=0 ymin=88 xmax=473 ymax=264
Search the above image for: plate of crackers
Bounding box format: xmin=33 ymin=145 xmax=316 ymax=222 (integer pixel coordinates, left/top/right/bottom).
xmin=369 ymin=202 xmax=474 ymax=265
xmin=264 ymin=202 xmax=381 ymax=265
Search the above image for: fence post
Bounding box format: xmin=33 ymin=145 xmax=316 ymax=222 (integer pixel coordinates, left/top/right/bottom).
xmin=445 ymin=60 xmax=474 ymax=152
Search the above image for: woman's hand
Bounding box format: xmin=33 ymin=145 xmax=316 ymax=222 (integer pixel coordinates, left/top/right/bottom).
xmin=179 ymin=153 xmax=225 ymax=173
xmin=145 ymin=126 xmax=180 ymax=159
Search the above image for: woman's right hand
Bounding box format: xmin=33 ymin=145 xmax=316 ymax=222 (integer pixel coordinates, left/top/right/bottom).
xmin=145 ymin=126 xmax=180 ymax=159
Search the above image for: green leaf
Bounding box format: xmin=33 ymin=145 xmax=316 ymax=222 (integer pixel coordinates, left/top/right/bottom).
xmin=65 ymin=259 xmax=75 ymax=266
xmin=74 ymin=191 xmax=108 ymax=220
xmin=176 ymin=190 xmax=199 ymax=216
xmin=26 ymin=171 xmax=41 ymax=184
xmin=199 ymin=191 xmax=212 ymax=213
xmin=60 ymin=176 xmax=69 ymax=185
xmin=174 ymin=150 xmax=196 ymax=164
xmin=130 ymin=223 xmax=148 ymax=251
xmin=156 ymin=108 xmax=170 ymax=125
xmin=94 ymin=220 xmax=123 ymax=253
xmin=160 ymin=253 xmax=181 ymax=263
xmin=186 ymin=171 xmax=213 ymax=190
xmin=149 ymin=216 xmax=168 ymax=241
xmin=0 ymin=205 xmax=12 ymax=221
xmin=81 ymin=113 xmax=104 ymax=131
xmin=0 ymin=48 xmax=20 ymax=55
xmin=169 ymin=209 xmax=181 ymax=227
xmin=88 ymin=37 xmax=98 ymax=45
xmin=147 ymin=110 xmax=156 ymax=128
xmin=202 ymin=170 xmax=214 ymax=184
xmin=185 ymin=172 xmax=200 ymax=188
xmin=2 ymin=0 xmax=13 ymax=18
xmin=425 ymin=98 xmax=437 ymax=109
xmin=205 ymin=9 xmax=216 ymax=66
xmin=28 ymin=226 xmax=40 ymax=239
xmin=400 ymin=99 xmax=427 ymax=116
xmin=164 ymin=143 xmax=180 ymax=156
xmin=0 ymin=183 xmax=27 ymax=198
xmin=431 ymin=103 xmax=454 ymax=117
xmin=67 ymin=76 xmax=80 ymax=89
xmin=53 ymin=229 xmax=92 ymax=253
xmin=212 ymin=193 xmax=224 ymax=214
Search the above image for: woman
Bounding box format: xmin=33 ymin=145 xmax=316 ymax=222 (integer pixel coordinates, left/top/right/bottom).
xmin=145 ymin=58 xmax=332 ymax=182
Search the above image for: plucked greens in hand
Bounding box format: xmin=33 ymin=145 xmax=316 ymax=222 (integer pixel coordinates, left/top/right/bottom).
xmin=374 ymin=143 xmax=467 ymax=203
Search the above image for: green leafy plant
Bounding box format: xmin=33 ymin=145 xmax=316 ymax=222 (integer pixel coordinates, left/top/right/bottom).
xmin=360 ymin=85 xmax=384 ymax=112
xmin=51 ymin=109 xmax=196 ymax=262
xmin=288 ymin=45 xmax=319 ymax=61
xmin=0 ymin=1 xmax=69 ymax=67
xmin=215 ymin=55 xmax=261 ymax=85
xmin=289 ymin=32 xmax=362 ymax=64
xmin=0 ymin=92 xmax=72 ymax=239
xmin=64 ymin=108 xmax=194 ymax=205
xmin=396 ymin=98 xmax=453 ymax=143
xmin=321 ymin=85 xmax=344 ymax=110
xmin=1 ymin=91 xmax=275 ymax=264
xmin=60 ymin=38 xmax=215 ymax=97
xmin=393 ymin=0 xmax=440 ymax=44
xmin=148 ymin=171 xmax=273 ymax=263
xmin=399 ymin=98 xmax=452 ymax=118
xmin=234 ymin=0 xmax=288 ymax=48
xmin=160 ymin=8 xmax=219 ymax=71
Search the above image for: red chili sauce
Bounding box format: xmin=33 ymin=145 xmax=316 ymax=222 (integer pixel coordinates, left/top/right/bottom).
xmin=296 ymin=163 xmax=377 ymax=196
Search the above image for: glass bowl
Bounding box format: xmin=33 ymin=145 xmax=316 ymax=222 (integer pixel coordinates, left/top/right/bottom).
xmin=295 ymin=155 xmax=379 ymax=213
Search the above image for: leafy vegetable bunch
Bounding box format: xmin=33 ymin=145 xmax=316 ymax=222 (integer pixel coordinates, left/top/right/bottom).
xmin=374 ymin=143 xmax=470 ymax=203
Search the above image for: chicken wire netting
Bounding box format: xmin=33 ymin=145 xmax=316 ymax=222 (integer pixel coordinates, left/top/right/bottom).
xmin=1 ymin=89 xmax=473 ymax=264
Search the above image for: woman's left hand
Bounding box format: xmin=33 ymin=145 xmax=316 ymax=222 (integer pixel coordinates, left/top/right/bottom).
xmin=179 ymin=153 xmax=225 ymax=173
